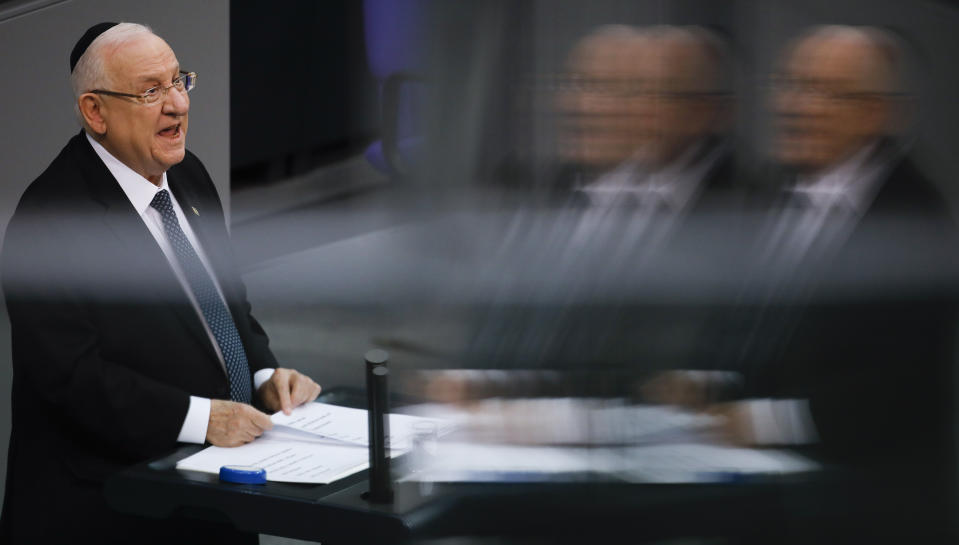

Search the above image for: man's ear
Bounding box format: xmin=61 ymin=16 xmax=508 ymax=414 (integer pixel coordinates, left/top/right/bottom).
xmin=706 ymin=95 xmax=735 ymax=134
xmin=883 ymin=94 xmax=915 ymax=137
xmin=78 ymin=94 xmax=107 ymax=136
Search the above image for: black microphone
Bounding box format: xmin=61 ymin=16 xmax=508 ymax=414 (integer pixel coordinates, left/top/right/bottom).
xmin=364 ymin=348 xmax=394 ymax=503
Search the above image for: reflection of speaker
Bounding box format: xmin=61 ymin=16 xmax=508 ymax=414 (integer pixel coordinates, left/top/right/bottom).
xmin=365 ymin=348 xmax=394 ymax=503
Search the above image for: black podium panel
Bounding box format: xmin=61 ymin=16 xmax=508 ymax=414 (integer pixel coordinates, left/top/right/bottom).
xmin=105 ymin=443 xmax=819 ymax=544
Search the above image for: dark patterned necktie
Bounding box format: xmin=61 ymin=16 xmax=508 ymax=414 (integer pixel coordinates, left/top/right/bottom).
xmin=150 ymin=189 xmax=252 ymax=403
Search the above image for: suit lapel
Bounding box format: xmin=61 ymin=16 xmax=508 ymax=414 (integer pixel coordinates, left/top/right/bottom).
xmin=167 ymin=170 xmax=250 ymax=322
xmin=73 ymin=133 xmax=222 ymax=365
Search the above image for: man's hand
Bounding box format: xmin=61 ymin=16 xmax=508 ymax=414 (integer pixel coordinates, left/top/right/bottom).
xmin=706 ymin=402 xmax=756 ymax=446
xmin=257 ymin=368 xmax=322 ymax=415
xmin=640 ymin=370 xmax=710 ymax=410
xmin=206 ymin=400 xmax=273 ymax=447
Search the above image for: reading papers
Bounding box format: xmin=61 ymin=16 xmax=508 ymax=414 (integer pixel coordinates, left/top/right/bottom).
xmin=176 ymin=432 xmax=371 ymax=484
xmin=269 ymin=402 xmax=455 ymax=449
xmin=176 ymin=402 xmax=450 ymax=484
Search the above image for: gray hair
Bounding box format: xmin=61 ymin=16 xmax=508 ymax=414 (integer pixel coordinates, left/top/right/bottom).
xmin=644 ymin=25 xmax=735 ymax=94
xmin=793 ymin=25 xmax=904 ymax=95
xmin=70 ymin=22 xmax=155 ymax=128
xmin=571 ymin=24 xmax=735 ymax=94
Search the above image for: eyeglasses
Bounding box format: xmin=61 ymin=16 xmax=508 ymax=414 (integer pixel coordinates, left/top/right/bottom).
xmin=89 ymin=71 xmax=197 ymax=105
xmin=769 ymin=75 xmax=895 ymax=103
xmin=550 ymin=73 xmax=728 ymax=100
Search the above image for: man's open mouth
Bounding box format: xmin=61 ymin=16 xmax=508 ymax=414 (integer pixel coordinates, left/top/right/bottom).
xmin=158 ymin=123 xmax=182 ymax=139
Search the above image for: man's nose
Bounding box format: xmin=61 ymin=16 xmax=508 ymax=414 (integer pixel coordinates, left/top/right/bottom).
xmin=162 ymin=87 xmax=190 ymax=116
xmin=773 ymin=88 xmax=807 ymax=118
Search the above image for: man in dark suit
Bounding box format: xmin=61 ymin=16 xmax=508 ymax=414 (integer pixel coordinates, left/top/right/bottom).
xmin=712 ymin=24 xmax=955 ymax=456
xmin=0 ymin=22 xmax=322 ymax=543
xmin=457 ymin=25 xmax=745 ymax=378
xmin=649 ymin=25 xmax=957 ymax=542
xmin=542 ymin=25 xmax=742 ymax=371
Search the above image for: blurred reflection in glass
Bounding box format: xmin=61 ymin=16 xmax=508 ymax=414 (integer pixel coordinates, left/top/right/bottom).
xmin=461 ymin=26 xmax=746 ymax=382
xmin=644 ymin=25 xmax=958 ymax=542
xmin=772 ymin=26 xmax=904 ymax=174
xmin=553 ymin=25 xmax=735 ymax=215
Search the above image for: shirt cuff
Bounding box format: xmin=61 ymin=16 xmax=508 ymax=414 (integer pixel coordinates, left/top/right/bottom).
xmin=254 ymin=368 xmax=276 ymax=391
xmin=177 ymin=396 xmax=211 ymax=444
xmin=745 ymin=398 xmax=820 ymax=445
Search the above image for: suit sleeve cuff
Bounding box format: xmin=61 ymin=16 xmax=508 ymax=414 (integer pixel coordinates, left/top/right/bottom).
xmin=177 ymin=396 xmax=211 ymax=444
xmin=254 ymin=368 xmax=276 ymax=391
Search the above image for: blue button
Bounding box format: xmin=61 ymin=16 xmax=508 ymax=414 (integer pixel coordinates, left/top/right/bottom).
xmin=219 ymin=465 xmax=267 ymax=484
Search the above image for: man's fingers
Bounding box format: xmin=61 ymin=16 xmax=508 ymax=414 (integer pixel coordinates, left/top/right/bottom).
xmin=206 ymin=401 xmax=276 ymax=447
xmin=248 ymin=406 xmax=274 ymax=432
xmin=289 ymin=377 xmax=305 ymax=406
xmin=255 ymin=368 xmax=322 ymax=414
xmin=274 ymin=369 xmax=293 ymax=415
xmin=309 ymin=382 xmax=322 ymax=402
xmin=290 ymin=373 xmax=313 ymax=406
xmin=290 ymin=374 xmax=323 ymax=407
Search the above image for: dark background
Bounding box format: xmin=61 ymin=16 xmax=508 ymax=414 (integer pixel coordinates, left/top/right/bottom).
xmin=230 ymin=1 xmax=378 ymax=187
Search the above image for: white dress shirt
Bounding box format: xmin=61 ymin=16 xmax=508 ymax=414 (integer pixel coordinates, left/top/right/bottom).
xmin=577 ymin=140 xmax=718 ymax=212
xmin=762 ymin=142 xmax=885 ymax=270
xmin=86 ymin=133 xmax=274 ymax=444
xmin=567 ymin=141 xmax=726 ymax=275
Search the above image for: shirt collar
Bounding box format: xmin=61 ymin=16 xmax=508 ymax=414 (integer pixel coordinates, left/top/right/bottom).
xmin=791 ymin=141 xmax=883 ymax=214
xmin=86 ymin=132 xmax=170 ymax=215
xmin=579 ymin=139 xmax=721 ymax=211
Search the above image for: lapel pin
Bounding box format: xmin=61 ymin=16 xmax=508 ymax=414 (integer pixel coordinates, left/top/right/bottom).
xmin=191 ymin=206 xmax=200 ymax=216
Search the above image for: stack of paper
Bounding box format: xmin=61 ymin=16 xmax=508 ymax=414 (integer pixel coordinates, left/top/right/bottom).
xmin=269 ymin=402 xmax=456 ymax=450
xmin=176 ymin=403 xmax=451 ymax=484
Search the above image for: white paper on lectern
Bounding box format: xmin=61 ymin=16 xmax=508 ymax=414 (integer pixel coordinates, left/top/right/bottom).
xmin=399 ymin=441 xmax=819 ymax=483
xmin=176 ymin=431 xmax=372 ymax=484
xmin=269 ymin=402 xmax=453 ymax=450
xmin=176 ymin=403 xmax=450 ymax=484
xmin=614 ymin=443 xmax=820 ymax=482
